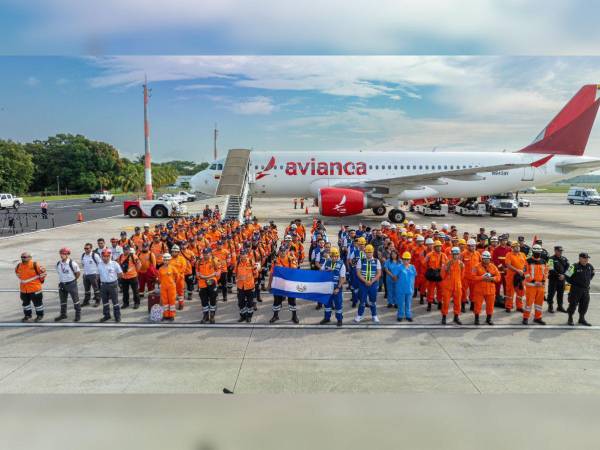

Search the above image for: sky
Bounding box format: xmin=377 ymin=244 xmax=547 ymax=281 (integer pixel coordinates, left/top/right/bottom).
xmin=1 ymin=1 xmax=600 ymax=163
xmin=1 ymin=56 xmax=600 ymax=163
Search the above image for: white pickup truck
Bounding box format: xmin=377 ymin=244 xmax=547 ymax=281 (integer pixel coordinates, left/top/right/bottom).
xmin=0 ymin=193 xmax=24 ymax=209
xmin=90 ymin=191 xmax=115 ymax=203
xmin=177 ymin=191 xmax=197 ymax=202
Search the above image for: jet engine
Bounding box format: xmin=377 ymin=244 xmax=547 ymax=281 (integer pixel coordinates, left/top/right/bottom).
xmin=318 ymin=187 xmax=384 ymax=217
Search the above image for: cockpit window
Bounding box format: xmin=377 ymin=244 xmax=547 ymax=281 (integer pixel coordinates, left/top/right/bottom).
xmin=217 ymin=164 xmax=223 ymax=170
xmin=209 ymin=164 xmax=217 ymax=170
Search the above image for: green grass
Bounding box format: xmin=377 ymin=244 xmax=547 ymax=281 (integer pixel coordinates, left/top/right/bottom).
xmin=537 ymin=184 xmax=600 ymax=194
xmin=21 ymin=192 xmax=138 ymax=203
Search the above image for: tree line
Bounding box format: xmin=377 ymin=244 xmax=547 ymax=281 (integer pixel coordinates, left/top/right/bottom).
xmin=0 ymin=134 xmax=208 ymax=194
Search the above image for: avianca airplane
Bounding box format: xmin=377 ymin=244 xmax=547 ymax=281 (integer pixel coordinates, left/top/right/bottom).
xmin=191 ymin=85 xmax=600 ymax=223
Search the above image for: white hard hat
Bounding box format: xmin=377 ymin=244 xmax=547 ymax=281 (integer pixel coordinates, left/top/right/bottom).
xmin=290 ymin=224 xmax=297 ymax=229
xmin=451 ymin=247 xmax=460 ymax=254
xmin=381 ymin=221 xmax=390 ymax=227
xmin=431 ymin=221 xmax=437 ymax=225
xmin=467 ymin=239 xmax=476 ymax=246
xmin=442 ymin=223 xmax=449 ymax=230
xmin=482 ymin=251 xmax=491 ymax=259
xmin=163 ymin=253 xmax=172 ymax=260
xmin=416 ymin=235 xmax=425 ymax=242
xmin=284 ymin=235 xmax=292 ymax=241
xmin=425 ymin=238 xmax=434 ymax=245
xmin=390 ymin=224 xmax=397 ymax=230
xmin=490 ymin=236 xmax=499 ymax=242
xmin=408 ymin=221 xmax=414 ymax=225
xmin=532 ymin=244 xmax=542 ymax=251
xmin=171 ymin=245 xmax=180 ymax=252
xmin=416 ymin=225 xmax=422 ymax=230
xmin=144 ymin=223 xmax=150 ymax=227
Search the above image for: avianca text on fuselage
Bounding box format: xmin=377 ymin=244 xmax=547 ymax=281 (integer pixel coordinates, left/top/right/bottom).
xmin=282 ymin=158 xmax=367 ymax=176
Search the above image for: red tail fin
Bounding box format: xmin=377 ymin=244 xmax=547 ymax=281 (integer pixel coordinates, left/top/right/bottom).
xmin=519 ymin=85 xmax=600 ymax=155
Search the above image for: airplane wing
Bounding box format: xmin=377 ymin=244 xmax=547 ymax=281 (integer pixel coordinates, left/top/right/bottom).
xmin=556 ymin=159 xmax=600 ymax=173
xmin=337 ymin=161 xmax=538 ymax=192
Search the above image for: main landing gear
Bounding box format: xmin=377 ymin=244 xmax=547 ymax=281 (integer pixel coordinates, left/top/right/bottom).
xmin=372 ymin=205 xmax=387 ymax=216
xmin=388 ymin=208 xmax=405 ymax=223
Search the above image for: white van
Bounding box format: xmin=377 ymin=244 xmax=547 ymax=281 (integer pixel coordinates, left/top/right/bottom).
xmin=567 ymin=187 xmax=600 ymax=205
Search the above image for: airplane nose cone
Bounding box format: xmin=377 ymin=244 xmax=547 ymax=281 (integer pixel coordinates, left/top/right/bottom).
xmin=190 ymin=171 xmax=216 ymax=196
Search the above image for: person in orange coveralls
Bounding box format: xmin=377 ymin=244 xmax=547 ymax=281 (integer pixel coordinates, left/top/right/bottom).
xmin=169 ymin=244 xmax=191 ymax=310
xmin=424 ymin=240 xmax=448 ymax=311
xmin=469 ymin=250 xmax=500 ymax=326
xmin=461 ymin=239 xmax=481 ymax=313
xmin=522 ymin=244 xmax=549 ymax=325
xmin=236 ymin=249 xmax=257 ymax=323
xmin=157 ymin=253 xmax=179 ymax=322
xmin=441 ymin=247 xmax=464 ymax=325
xmin=504 ymin=241 xmax=527 ymax=313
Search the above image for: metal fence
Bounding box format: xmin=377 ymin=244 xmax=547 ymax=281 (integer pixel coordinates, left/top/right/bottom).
xmin=0 ymin=211 xmax=55 ymax=236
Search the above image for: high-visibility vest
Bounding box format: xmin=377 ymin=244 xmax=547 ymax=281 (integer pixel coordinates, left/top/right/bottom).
xmin=236 ymin=261 xmax=256 ymax=290
xmin=15 ymin=261 xmax=45 ymax=294
xmin=360 ymin=257 xmax=378 ymax=281
xmin=323 ymin=259 xmax=344 ymax=284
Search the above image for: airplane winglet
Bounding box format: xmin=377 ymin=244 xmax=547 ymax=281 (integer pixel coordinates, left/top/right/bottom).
xmin=531 ymin=154 xmax=553 ymax=168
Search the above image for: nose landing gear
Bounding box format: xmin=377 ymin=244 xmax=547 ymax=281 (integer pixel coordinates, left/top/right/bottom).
xmin=372 ymin=205 xmax=387 ymax=216
xmin=388 ymin=208 xmax=405 ymax=223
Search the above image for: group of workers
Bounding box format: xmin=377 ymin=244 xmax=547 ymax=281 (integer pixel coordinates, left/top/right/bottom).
xmin=14 ymin=208 xmax=595 ymax=327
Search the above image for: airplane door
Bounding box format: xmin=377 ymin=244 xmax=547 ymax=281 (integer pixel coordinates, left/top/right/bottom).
xmin=521 ymin=166 xmax=534 ymax=181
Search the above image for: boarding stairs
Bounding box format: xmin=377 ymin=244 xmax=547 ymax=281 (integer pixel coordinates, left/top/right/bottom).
xmin=217 ymin=149 xmax=252 ymax=221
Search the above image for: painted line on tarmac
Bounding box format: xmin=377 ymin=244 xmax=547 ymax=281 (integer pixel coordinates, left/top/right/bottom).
xmin=0 ymin=322 xmax=597 ymax=330
xmin=0 ymin=214 xmax=122 ymax=241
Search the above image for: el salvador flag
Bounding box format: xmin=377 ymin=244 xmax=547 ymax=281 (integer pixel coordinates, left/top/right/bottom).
xmin=271 ymin=266 xmax=334 ymax=303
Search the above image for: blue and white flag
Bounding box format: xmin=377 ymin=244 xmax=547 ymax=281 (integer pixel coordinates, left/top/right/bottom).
xmin=271 ymin=266 xmax=334 ymax=303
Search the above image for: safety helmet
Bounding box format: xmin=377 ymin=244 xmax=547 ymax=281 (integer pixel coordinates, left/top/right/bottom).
xmin=451 ymin=247 xmax=460 ymax=255
xmin=458 ymin=239 xmax=467 ymax=245
xmin=365 ymin=244 xmax=375 ymax=252
xmin=401 ymin=231 xmax=407 ymax=237
xmin=407 ymin=232 xmax=414 ymax=238
xmin=357 ymin=237 xmax=367 ymax=245
xmin=59 ymin=247 xmax=71 ymax=255
xmin=433 ymin=240 xmax=442 ymax=246
xmin=390 ymin=224 xmax=397 ymax=230
xmin=416 ymin=235 xmax=424 ymax=242
xmin=532 ymin=244 xmax=542 ymax=252
xmin=381 ymin=221 xmax=390 ymax=227
xmin=144 ymin=223 xmax=150 ymax=227
xmin=402 ymin=252 xmax=411 ymax=260
xmin=490 ymin=236 xmax=499 ymax=242
xmin=101 ymin=249 xmax=111 ymax=257
xmin=284 ymin=235 xmax=292 ymax=241
xmin=171 ymin=245 xmax=180 ymax=252
xmin=437 ymin=233 xmax=445 ymax=239
xmin=425 ymin=238 xmax=434 ymax=245
xmin=330 ymin=248 xmax=340 ymax=257
xmin=511 ymin=241 xmax=520 ymax=248
xmin=482 ymin=251 xmax=491 ymax=259
xmin=467 ymin=239 xmax=476 ymax=246
xmin=163 ymin=253 xmax=172 ymax=261
xmin=442 ymin=224 xmax=449 ymax=230
xmin=408 ymin=221 xmax=414 ymax=225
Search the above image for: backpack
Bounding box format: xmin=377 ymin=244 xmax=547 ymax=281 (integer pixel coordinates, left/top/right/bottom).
xmin=82 ymin=252 xmax=100 ymax=266
xmin=56 ymin=259 xmax=77 ymax=276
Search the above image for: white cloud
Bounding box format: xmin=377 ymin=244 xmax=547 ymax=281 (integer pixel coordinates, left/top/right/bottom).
xmin=25 ymin=76 xmax=40 ymax=87
xmin=174 ymin=84 xmax=225 ymax=91
xmin=230 ymin=96 xmax=276 ymax=115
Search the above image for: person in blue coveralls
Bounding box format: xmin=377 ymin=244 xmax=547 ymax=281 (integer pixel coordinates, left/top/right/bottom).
xmin=383 ymin=249 xmax=402 ymax=309
xmin=397 ymin=252 xmax=417 ymax=322
xmin=354 ymin=244 xmax=382 ymax=324
xmin=319 ymin=247 xmax=346 ymax=327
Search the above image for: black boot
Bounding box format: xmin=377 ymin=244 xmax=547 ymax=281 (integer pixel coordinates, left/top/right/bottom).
xmin=578 ymin=317 xmax=592 ymax=327
xmin=419 ymin=294 xmax=424 ymax=305
xmin=237 ymin=314 xmax=246 ymax=323
xmin=315 ymin=303 xmax=322 ymax=310
xmin=200 ymin=312 xmax=209 ymax=324
xmin=469 ymin=302 xmax=474 ymax=311
xmin=426 ymin=303 xmax=432 ymax=312
xmin=486 ymin=315 xmax=494 ymax=326
xmin=474 ymin=314 xmax=480 ymax=325
xmin=54 ymin=314 xmax=67 ymax=322
xmin=568 ymin=314 xmax=574 ymax=326
xmin=461 ymin=303 xmax=466 ymax=313
xmin=533 ymin=318 xmax=546 ymax=325
xmin=336 ymin=319 xmax=343 ymax=327
xmin=209 ymin=311 xmax=215 ymax=324
xmin=34 ymin=315 xmax=43 ymax=323
xmin=453 ymin=315 xmax=462 ymax=325
xmin=557 ymin=305 xmax=567 ymax=313
xmin=437 ymin=301 xmax=441 ymax=310
xmin=441 ymin=315 xmax=447 ymax=325
xmin=82 ymin=299 xmax=90 ymax=307
xmin=246 ymin=314 xmax=252 ymax=323
xmin=21 ymin=316 xmax=31 ymax=323
xmin=548 ymin=304 xmax=555 ymax=314
xmin=320 ymin=318 xmax=331 ymax=325
xmin=291 ymin=311 xmax=299 ymax=324
xmin=99 ymin=315 xmax=111 ymax=323
xmin=74 ymin=312 xmax=81 ymax=322
xmin=522 ymin=318 xmax=528 ymax=325
xmin=269 ymin=312 xmax=280 ymax=323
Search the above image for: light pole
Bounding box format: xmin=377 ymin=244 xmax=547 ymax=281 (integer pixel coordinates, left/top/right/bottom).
xmin=56 ymin=176 xmax=60 ymax=196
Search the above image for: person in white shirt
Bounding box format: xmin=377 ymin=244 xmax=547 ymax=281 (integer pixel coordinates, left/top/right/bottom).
xmin=98 ymin=249 xmax=123 ymax=322
xmin=109 ymin=237 xmax=123 ymax=261
xmin=81 ymin=243 xmax=100 ymax=307
xmin=55 ymin=247 xmax=81 ymax=322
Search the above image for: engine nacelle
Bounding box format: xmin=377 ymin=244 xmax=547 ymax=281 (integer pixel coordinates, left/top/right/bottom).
xmin=318 ymin=187 xmax=383 ymax=217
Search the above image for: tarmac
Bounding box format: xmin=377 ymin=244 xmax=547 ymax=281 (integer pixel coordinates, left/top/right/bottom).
xmin=0 ymin=193 xmax=599 ymax=393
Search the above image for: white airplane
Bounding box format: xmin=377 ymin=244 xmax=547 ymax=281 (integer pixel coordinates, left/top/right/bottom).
xmin=192 ymin=84 xmax=600 ymax=223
